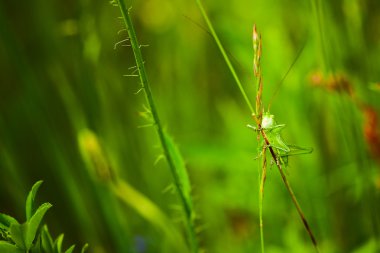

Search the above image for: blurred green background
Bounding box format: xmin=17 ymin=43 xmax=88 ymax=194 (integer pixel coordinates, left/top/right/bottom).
xmin=1 ymin=0 xmax=379 ymax=252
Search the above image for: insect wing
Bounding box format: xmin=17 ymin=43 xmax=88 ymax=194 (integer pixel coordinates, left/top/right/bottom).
xmin=283 ymin=144 xmax=313 ymax=156
xmin=264 ymin=124 xmax=290 ymax=153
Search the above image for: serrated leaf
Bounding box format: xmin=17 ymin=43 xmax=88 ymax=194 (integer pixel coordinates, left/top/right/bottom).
xmin=81 ymin=243 xmax=89 ymax=253
xmin=64 ymin=244 xmax=76 ymax=253
xmin=0 ymin=241 xmax=24 ymax=253
xmin=41 ymin=225 xmax=54 ymax=253
xmin=0 ymin=213 xmax=19 ymax=228
xmin=54 ymin=234 xmax=64 ymax=253
xmin=9 ymin=223 xmax=27 ymax=250
xmin=26 ymin=180 xmax=43 ymax=220
xmin=25 ymin=202 xmax=52 ymax=250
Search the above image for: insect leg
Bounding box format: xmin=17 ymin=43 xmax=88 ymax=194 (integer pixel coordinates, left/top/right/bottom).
xmin=247 ymin=124 xmax=260 ymax=131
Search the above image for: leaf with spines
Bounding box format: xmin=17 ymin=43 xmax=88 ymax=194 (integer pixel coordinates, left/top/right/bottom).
xmin=114 ymin=1 xmax=199 ymax=252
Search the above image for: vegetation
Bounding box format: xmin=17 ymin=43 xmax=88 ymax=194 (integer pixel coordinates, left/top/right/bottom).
xmin=0 ymin=181 xmax=88 ymax=253
xmin=0 ymin=0 xmax=379 ymax=252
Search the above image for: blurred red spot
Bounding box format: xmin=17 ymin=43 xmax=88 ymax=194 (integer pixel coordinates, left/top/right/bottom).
xmin=363 ymin=107 xmax=380 ymax=162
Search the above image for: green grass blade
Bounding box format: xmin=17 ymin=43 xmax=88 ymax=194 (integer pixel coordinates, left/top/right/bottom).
xmin=112 ymin=180 xmax=185 ymax=246
xmin=78 ymin=128 xmax=187 ymax=251
xmin=195 ymin=0 xmax=254 ymax=114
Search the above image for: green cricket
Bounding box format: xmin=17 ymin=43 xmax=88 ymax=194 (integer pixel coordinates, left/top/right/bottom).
xmin=248 ymin=23 xmax=312 ymax=166
xmin=247 ymin=112 xmax=313 ymax=165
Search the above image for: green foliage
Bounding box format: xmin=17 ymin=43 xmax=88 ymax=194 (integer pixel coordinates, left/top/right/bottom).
xmin=26 ymin=181 xmax=44 ymax=221
xmin=0 ymin=241 xmax=24 ymax=253
xmin=0 ymin=182 xmax=88 ymax=253
xmin=164 ymin=133 xmax=192 ymax=209
xmin=0 ymin=0 xmax=380 ymax=252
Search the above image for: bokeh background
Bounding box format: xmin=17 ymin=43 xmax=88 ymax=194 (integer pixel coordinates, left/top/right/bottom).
xmin=1 ymin=0 xmax=379 ymax=252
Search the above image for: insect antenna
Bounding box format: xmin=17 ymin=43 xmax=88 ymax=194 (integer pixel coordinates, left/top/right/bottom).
xmin=267 ymin=38 xmax=307 ymax=112
xmin=182 ymin=15 xmax=246 ymax=75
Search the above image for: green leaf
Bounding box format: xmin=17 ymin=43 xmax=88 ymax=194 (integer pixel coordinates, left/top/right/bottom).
xmin=164 ymin=133 xmax=192 ymax=206
xmin=30 ymin=234 xmax=42 ymax=253
xmin=0 ymin=241 xmax=24 ymax=253
xmin=54 ymin=234 xmax=64 ymax=253
xmin=64 ymin=245 xmax=76 ymax=253
xmin=41 ymin=225 xmax=54 ymax=253
xmin=25 ymin=203 xmax=52 ymax=250
xmin=26 ymin=180 xmax=44 ymax=220
xmin=9 ymin=223 xmax=27 ymax=250
xmin=0 ymin=213 xmax=19 ymax=228
xmin=81 ymin=243 xmax=89 ymax=253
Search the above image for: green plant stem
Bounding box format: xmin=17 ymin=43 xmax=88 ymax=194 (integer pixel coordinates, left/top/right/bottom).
xmin=259 ymin=146 xmax=267 ymax=253
xmin=311 ymin=0 xmax=328 ymax=73
xmin=115 ymin=1 xmax=198 ymax=252
xmin=195 ymin=0 xmax=254 ymax=114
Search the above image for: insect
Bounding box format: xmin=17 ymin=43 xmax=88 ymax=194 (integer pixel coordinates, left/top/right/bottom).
xmin=247 ymin=112 xmax=313 ymax=165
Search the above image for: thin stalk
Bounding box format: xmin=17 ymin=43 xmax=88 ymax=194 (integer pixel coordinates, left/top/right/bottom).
xmin=259 ymin=146 xmax=267 ymax=253
xmin=115 ymin=1 xmax=198 ymax=252
xmin=195 ymin=0 xmax=254 ymax=114
xmin=311 ymin=0 xmax=328 ymax=73
xmin=254 ymin=24 xmax=265 ymax=253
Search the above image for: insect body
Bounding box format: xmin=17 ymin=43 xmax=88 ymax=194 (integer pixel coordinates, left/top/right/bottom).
xmin=247 ymin=112 xmax=312 ymax=164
